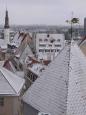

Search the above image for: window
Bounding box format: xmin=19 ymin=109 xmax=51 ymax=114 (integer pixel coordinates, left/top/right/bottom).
xmin=39 ymin=44 xmax=46 ymax=47
xmin=0 ymin=97 xmax=4 ymax=106
xmin=45 ymin=49 xmax=50 ymax=52
xmin=55 ymin=44 xmax=61 ymax=47
xmin=57 ymin=49 xmax=60 ymax=52
xmin=57 ymin=39 xmax=60 ymax=42
xmin=51 ymin=49 xmax=54 ymax=52
xmin=49 ymin=44 xmax=52 ymax=47
xmin=39 ymin=39 xmax=42 ymax=42
xmin=39 ymin=49 xmax=44 ymax=52
xmin=44 ymin=39 xmax=48 ymax=42
xmin=47 ymin=34 xmax=50 ymax=37
xmin=50 ymin=39 xmax=55 ymax=43
xmin=50 ymin=49 xmax=57 ymax=52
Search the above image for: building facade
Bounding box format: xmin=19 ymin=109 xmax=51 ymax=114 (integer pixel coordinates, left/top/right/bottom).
xmin=35 ymin=33 xmax=65 ymax=60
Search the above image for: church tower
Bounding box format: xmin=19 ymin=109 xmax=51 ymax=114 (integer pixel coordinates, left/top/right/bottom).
xmin=4 ymin=9 xmax=10 ymax=44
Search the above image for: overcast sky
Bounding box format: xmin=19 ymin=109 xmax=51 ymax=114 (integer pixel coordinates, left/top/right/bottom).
xmin=0 ymin=0 xmax=85 ymax=25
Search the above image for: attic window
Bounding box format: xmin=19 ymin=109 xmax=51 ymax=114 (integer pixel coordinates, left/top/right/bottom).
xmin=0 ymin=97 xmax=4 ymax=106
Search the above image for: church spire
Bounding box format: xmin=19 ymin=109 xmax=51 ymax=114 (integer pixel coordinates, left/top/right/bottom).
xmin=4 ymin=9 xmax=9 ymax=28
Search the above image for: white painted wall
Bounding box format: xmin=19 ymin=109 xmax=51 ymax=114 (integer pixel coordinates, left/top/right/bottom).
xmin=4 ymin=28 xmax=10 ymax=44
xmin=36 ymin=33 xmax=65 ymax=60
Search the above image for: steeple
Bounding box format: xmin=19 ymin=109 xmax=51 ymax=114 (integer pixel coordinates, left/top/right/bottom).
xmin=4 ymin=9 xmax=9 ymax=28
xmin=4 ymin=9 xmax=10 ymax=44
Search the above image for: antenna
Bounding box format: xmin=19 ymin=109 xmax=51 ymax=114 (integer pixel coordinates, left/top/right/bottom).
xmin=71 ymin=11 xmax=74 ymax=19
xmin=5 ymin=0 xmax=8 ymax=11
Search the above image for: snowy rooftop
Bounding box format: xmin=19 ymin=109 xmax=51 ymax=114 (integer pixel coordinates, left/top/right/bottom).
xmin=15 ymin=71 xmax=24 ymax=78
xmin=23 ymin=42 xmax=86 ymax=115
xmin=12 ymin=32 xmax=32 ymax=48
xmin=0 ymin=61 xmax=5 ymax=67
xmin=28 ymin=63 xmax=46 ymax=76
xmin=19 ymin=45 xmax=34 ymax=64
xmin=12 ymin=32 xmax=22 ymax=47
xmin=3 ymin=59 xmax=18 ymax=73
xmin=0 ymin=66 xmax=25 ymax=96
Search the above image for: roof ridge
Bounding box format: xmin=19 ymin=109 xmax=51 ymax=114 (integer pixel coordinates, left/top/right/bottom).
xmin=40 ymin=44 xmax=71 ymax=76
xmin=66 ymin=44 xmax=71 ymax=114
xmin=19 ymin=44 xmax=28 ymax=58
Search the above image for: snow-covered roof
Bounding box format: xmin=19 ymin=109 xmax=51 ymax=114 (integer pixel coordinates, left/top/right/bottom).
xmin=9 ymin=42 xmax=16 ymax=46
xmin=12 ymin=32 xmax=21 ymax=47
xmin=23 ymin=44 xmax=70 ymax=115
xmin=3 ymin=59 xmax=17 ymax=73
xmin=12 ymin=32 xmax=32 ymax=48
xmin=0 ymin=66 xmax=25 ymax=96
xmin=28 ymin=63 xmax=46 ymax=76
xmin=19 ymin=45 xmax=34 ymax=64
xmin=0 ymin=61 xmax=5 ymax=67
xmin=67 ymin=42 xmax=86 ymax=115
xmin=23 ymin=42 xmax=86 ymax=115
xmin=15 ymin=71 xmax=24 ymax=78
